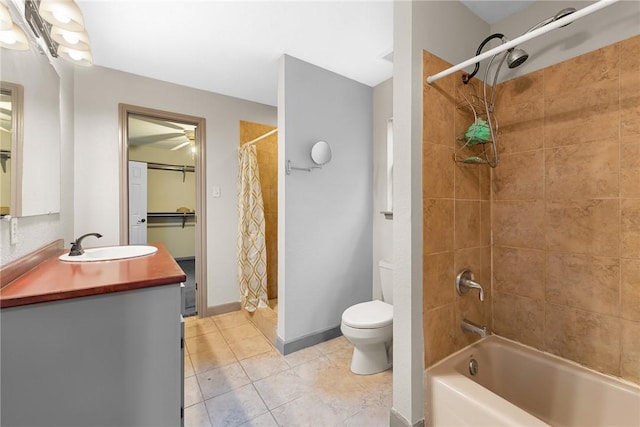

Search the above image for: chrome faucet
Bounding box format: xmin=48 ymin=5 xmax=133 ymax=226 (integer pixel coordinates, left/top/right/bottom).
xmin=69 ymin=233 xmax=103 ymax=256
xmin=456 ymin=269 xmax=484 ymax=301
xmin=461 ymin=319 xmax=488 ymax=338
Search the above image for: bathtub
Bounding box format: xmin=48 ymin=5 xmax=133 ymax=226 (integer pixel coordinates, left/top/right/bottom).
xmin=425 ymin=335 xmax=640 ymax=427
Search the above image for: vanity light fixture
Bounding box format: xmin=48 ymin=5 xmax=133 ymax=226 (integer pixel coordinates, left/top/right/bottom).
xmin=0 ymin=3 xmax=29 ymax=50
xmin=38 ymin=0 xmax=84 ymax=31
xmin=0 ymin=3 xmax=12 ymax=30
xmin=49 ymin=25 xmax=89 ymax=50
xmin=0 ymin=23 xmax=29 ymax=50
xmin=24 ymin=0 xmax=93 ymax=66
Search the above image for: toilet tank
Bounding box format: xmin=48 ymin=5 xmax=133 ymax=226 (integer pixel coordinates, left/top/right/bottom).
xmin=379 ymin=260 xmax=393 ymax=304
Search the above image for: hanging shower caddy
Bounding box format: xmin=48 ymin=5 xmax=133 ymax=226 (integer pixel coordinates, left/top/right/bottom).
xmin=454 ymin=82 xmax=499 ymax=167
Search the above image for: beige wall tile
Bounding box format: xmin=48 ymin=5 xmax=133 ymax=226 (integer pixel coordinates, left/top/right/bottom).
xmin=454 ymin=162 xmax=480 ymax=200
xmin=620 ymin=137 xmax=640 ymax=198
xmin=479 ymin=165 xmax=491 ymax=201
xmin=493 ymin=150 xmax=544 ymax=201
xmin=495 ymin=70 xmax=544 ymax=105
xmin=621 ymin=259 xmax=640 ymax=322
xmin=620 ymin=71 xmax=640 ymax=137
xmin=423 ymin=55 xmax=455 ymax=148
xmin=545 ymin=139 xmax=619 ymax=199
xmin=423 ymin=252 xmax=455 ymax=310
xmin=546 ymin=199 xmax=620 ymax=257
xmin=544 ymin=44 xmax=618 ymax=96
xmin=493 ymin=246 xmax=545 ymax=300
xmin=544 ymin=79 xmax=619 ymax=147
xmin=423 ymin=143 xmax=454 ymax=199
xmin=480 ymin=201 xmax=491 ymax=247
xmin=619 ymin=35 xmax=640 ymax=75
xmin=424 ymin=199 xmax=454 ymax=254
xmin=546 ymin=252 xmax=619 ymax=316
xmin=495 ymin=100 xmax=544 ymax=155
xmin=454 ymin=200 xmax=480 ymax=249
xmin=493 ymin=200 xmax=545 ymax=249
xmin=621 ymin=320 xmax=640 ymax=384
xmin=424 ymin=305 xmax=457 ymax=367
xmin=493 ymin=291 xmax=544 ymax=348
xmin=621 ymin=198 xmax=640 ymax=258
xmin=545 ymin=304 xmax=621 ymax=377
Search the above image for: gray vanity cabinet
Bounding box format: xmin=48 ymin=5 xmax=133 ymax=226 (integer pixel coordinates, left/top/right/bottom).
xmin=0 ymin=284 xmax=183 ymax=427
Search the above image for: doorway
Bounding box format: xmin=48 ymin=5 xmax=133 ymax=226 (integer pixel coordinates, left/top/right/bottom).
xmin=119 ymin=104 xmax=207 ymax=318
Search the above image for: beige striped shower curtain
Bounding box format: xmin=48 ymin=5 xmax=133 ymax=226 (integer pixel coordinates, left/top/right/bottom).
xmin=237 ymin=144 xmax=269 ymax=312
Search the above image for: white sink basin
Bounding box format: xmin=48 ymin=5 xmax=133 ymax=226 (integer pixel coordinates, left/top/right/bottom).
xmin=59 ymin=245 xmax=158 ymax=262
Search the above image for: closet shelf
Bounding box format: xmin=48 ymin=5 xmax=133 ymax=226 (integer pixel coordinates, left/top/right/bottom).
xmin=147 ymin=212 xmax=195 ymax=228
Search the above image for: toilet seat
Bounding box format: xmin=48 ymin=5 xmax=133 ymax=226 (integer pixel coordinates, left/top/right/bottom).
xmin=342 ymin=300 xmax=393 ymax=329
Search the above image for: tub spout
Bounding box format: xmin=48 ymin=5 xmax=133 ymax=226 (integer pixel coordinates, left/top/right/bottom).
xmin=456 ymin=269 xmax=485 ymax=301
xmin=461 ymin=319 xmax=488 ymax=338
xmin=69 ymin=233 xmax=103 ymax=256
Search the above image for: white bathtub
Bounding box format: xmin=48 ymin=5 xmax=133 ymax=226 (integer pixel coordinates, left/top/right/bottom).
xmin=425 ymin=335 xmax=640 ymax=427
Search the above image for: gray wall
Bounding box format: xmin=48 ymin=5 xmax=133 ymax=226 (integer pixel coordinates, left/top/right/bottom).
xmin=73 ymin=66 xmax=276 ymax=308
xmin=277 ymin=55 xmax=373 ymax=346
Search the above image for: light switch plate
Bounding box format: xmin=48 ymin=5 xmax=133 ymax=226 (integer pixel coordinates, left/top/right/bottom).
xmin=212 ymin=186 xmax=221 ymax=198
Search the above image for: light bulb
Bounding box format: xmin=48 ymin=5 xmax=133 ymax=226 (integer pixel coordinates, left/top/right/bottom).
xmin=0 ymin=31 xmax=16 ymax=44
xmin=62 ymin=31 xmax=79 ymax=44
xmin=68 ymin=49 xmax=83 ymax=61
xmin=52 ymin=9 xmax=71 ymax=24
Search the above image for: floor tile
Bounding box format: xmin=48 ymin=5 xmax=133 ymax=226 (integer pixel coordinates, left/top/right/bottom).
xmin=237 ymin=412 xmax=278 ymax=427
xmin=239 ymin=349 xmax=290 ymax=382
xmin=219 ymin=323 xmax=261 ymax=344
xmin=184 ymin=375 xmax=204 ymax=408
xmin=270 ymin=394 xmax=360 ymax=427
xmin=283 ymin=344 xmax=323 ymax=367
xmin=183 ymin=311 xmax=393 ymax=427
xmin=185 ymin=353 xmax=195 ymax=378
xmin=197 ymin=362 xmax=251 ymax=400
xmin=184 ymin=402 xmax=212 ymax=427
xmin=204 ymin=384 xmax=268 ymax=427
xmin=190 ymin=343 xmax=238 ymax=374
xmin=186 ymin=331 xmax=228 ymax=355
xmin=186 ymin=318 xmax=219 ymax=339
xmin=228 ymin=335 xmax=273 ymax=360
xmin=252 ymin=368 xmax=310 ymax=410
xmin=214 ymin=311 xmax=252 ymax=330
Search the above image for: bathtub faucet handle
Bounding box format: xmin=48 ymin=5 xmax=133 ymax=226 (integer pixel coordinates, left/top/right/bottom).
xmin=456 ymin=269 xmax=484 ymax=302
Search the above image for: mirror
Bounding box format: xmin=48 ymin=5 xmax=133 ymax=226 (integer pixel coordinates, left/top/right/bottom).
xmin=311 ymin=140 xmax=332 ymax=166
xmin=0 ymin=82 xmax=23 ymax=217
xmin=1 ymin=41 xmax=61 ymax=217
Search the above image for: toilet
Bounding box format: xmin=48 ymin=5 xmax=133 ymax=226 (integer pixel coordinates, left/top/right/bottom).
xmin=341 ymin=260 xmax=393 ymax=375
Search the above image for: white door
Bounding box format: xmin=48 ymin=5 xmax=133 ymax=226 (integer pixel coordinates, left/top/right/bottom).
xmin=128 ymin=161 xmax=148 ymax=244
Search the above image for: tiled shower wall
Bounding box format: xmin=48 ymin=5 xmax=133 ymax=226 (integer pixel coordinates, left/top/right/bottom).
xmin=239 ymin=121 xmax=278 ymax=300
xmin=491 ymin=35 xmax=639 ymax=384
xmin=422 ymin=52 xmax=493 ymax=367
xmin=422 ymin=35 xmax=640 ymax=384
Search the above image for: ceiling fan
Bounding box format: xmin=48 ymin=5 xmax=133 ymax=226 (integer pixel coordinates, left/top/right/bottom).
xmin=128 ymin=114 xmax=196 ymax=151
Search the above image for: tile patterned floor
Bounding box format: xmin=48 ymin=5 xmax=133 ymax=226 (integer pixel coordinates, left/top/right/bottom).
xmin=184 ymin=311 xmax=392 ymax=427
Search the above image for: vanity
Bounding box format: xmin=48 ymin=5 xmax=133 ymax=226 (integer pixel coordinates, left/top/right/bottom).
xmin=0 ymin=242 xmax=186 ymax=427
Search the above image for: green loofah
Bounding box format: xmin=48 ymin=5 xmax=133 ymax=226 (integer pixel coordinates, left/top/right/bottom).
xmin=464 ymin=118 xmax=491 ymax=145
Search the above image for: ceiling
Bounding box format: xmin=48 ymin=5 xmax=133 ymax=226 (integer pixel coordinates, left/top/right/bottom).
xmin=77 ymin=1 xmax=534 ymax=108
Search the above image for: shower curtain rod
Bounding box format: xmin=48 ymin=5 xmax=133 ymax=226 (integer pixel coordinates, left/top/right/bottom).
xmin=245 ymin=128 xmax=278 ymax=146
xmin=426 ymin=0 xmax=620 ymax=84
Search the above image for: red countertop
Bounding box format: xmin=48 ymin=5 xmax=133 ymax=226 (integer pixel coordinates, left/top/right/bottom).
xmin=0 ymin=243 xmax=186 ymax=309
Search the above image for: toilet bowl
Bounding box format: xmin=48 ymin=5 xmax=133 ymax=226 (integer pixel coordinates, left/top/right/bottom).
xmin=340 ymin=260 xmax=393 ymax=375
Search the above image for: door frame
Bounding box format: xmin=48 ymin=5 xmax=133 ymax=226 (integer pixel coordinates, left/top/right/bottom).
xmin=118 ymin=103 xmax=207 ymax=318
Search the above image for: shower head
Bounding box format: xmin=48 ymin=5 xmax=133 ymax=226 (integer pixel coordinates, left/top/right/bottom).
xmin=507 ymin=48 xmax=529 ymax=68
xmin=554 ymin=7 xmax=577 ymax=27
